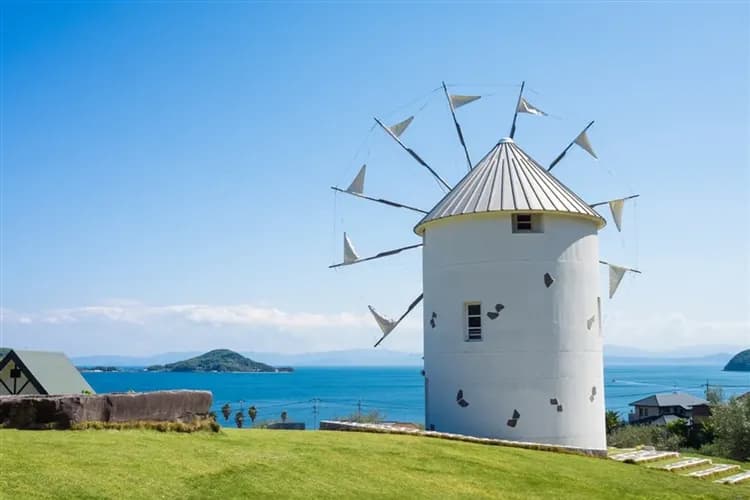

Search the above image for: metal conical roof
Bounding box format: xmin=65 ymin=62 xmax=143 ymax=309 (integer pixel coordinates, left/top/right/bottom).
xmin=414 ymin=138 xmax=605 ymax=234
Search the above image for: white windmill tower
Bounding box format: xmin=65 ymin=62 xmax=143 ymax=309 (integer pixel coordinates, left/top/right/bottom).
xmin=330 ymin=82 xmax=640 ymax=454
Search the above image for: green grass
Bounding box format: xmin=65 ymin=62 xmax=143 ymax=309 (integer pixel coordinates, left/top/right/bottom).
xmin=1 ymin=429 xmax=748 ymax=499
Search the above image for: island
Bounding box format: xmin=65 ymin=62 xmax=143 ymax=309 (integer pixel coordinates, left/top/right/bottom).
xmin=724 ymin=349 xmax=750 ymax=372
xmin=145 ymin=349 xmax=293 ymax=373
xmin=78 ymin=366 xmax=122 ymax=373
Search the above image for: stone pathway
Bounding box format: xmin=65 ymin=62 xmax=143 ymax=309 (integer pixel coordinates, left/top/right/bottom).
xmin=608 ymin=448 xmax=750 ymax=487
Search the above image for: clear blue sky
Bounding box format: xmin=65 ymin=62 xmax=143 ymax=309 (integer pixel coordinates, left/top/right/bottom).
xmin=1 ymin=2 xmax=748 ymax=355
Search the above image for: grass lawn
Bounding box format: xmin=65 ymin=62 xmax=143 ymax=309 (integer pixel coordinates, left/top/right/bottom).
xmin=1 ymin=429 xmax=748 ymax=499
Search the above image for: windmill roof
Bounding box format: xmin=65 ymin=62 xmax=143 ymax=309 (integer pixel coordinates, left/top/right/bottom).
xmin=0 ymin=349 xmax=94 ymax=395
xmin=414 ymin=138 xmax=605 ymax=234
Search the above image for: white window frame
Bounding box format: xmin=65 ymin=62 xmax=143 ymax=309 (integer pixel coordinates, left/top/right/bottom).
xmin=465 ymin=302 xmax=482 ymax=342
xmin=512 ymin=213 xmax=543 ymax=233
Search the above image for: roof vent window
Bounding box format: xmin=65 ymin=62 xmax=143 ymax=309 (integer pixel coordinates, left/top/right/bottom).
xmin=512 ymin=214 xmax=542 ymax=233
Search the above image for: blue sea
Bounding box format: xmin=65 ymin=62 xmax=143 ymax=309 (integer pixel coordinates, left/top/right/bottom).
xmin=84 ymin=365 xmax=750 ymax=429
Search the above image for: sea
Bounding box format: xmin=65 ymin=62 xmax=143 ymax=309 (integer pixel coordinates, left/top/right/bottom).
xmin=83 ymin=365 xmax=750 ymax=430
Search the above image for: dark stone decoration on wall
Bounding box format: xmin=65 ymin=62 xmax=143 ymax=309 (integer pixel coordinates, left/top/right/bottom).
xmin=487 ymin=304 xmax=504 ymax=320
xmin=507 ymin=408 xmax=520 ymax=427
xmin=587 ymin=315 xmax=596 ymax=330
xmin=430 ymin=312 xmax=437 ymax=328
xmin=590 ymin=386 xmax=597 ymax=402
xmin=456 ymin=389 xmax=469 ymax=408
xmin=550 ymin=398 xmax=563 ymax=412
xmin=544 ymin=273 xmax=555 ymax=288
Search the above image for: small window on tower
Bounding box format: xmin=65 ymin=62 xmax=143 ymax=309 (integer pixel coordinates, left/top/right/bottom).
xmin=512 ymin=213 xmax=543 ymax=233
xmin=465 ymin=303 xmax=482 ymax=341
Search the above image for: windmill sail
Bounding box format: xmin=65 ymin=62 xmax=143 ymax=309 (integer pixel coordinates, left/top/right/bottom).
xmin=388 ymin=116 xmax=414 ymax=138
xmin=601 ymin=261 xmax=641 ymax=298
xmin=346 ymin=165 xmax=366 ymax=194
xmin=369 ymin=306 xmax=398 ymax=336
xmin=371 ymin=293 xmax=424 ymax=347
xmin=449 ymin=94 xmax=481 ymax=109
xmin=343 ymin=233 xmax=360 ymax=264
xmin=609 ymin=199 xmax=625 ymax=231
xmin=574 ymin=130 xmax=598 ymax=159
xmin=517 ymin=97 xmax=547 ymax=116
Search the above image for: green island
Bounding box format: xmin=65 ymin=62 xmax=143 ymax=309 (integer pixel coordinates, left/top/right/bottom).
xmin=145 ymin=349 xmax=293 ymax=373
xmin=724 ymin=349 xmax=750 ymax=371
xmin=0 ymin=429 xmax=747 ymax=499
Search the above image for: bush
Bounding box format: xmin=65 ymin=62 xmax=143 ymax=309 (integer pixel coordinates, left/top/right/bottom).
xmin=333 ymin=410 xmax=386 ymax=424
xmin=707 ymin=396 xmax=750 ymax=461
xmin=607 ymin=424 xmax=682 ymax=451
xmin=70 ymin=418 xmax=220 ymax=433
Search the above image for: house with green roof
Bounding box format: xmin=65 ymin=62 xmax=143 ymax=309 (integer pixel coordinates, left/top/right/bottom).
xmin=0 ymin=349 xmax=94 ymax=396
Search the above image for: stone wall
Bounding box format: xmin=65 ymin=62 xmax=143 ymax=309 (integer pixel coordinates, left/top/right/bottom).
xmin=0 ymin=390 xmax=212 ymax=430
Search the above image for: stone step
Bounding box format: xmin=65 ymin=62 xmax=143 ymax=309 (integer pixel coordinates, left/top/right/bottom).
xmin=630 ymin=451 xmax=680 ymax=464
xmin=686 ymin=464 xmax=740 ymax=479
xmin=611 ymin=449 xmax=669 ymax=462
xmin=714 ymin=470 xmax=750 ymax=485
xmin=661 ymin=457 xmax=712 ymax=472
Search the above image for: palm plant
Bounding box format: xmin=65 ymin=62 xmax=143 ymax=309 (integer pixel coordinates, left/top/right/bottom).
xmin=221 ymin=403 xmax=231 ymax=422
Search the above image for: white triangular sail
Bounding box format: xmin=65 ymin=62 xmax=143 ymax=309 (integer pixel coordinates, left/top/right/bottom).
xmin=368 ymin=305 xmax=397 ymax=336
xmin=574 ymin=130 xmax=598 ymax=159
xmin=609 ymin=199 xmax=625 ymax=232
xmin=449 ymin=94 xmax=481 ymax=110
xmin=608 ymin=264 xmax=628 ymax=298
xmin=517 ymin=97 xmax=547 ymax=116
xmin=346 ymin=165 xmax=366 ymax=195
xmin=343 ymin=233 xmax=360 ymax=264
xmin=388 ymin=116 xmax=414 ymax=138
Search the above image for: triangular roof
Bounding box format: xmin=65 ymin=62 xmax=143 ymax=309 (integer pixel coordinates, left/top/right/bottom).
xmin=629 ymin=392 xmax=709 ymax=409
xmin=0 ymin=349 xmax=94 ymax=395
xmin=414 ymin=138 xmax=605 ymax=234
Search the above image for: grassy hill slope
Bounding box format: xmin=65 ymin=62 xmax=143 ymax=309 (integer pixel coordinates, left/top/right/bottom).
xmin=0 ymin=429 xmax=746 ymax=499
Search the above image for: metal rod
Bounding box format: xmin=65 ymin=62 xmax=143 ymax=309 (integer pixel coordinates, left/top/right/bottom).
xmin=374 ymin=293 xmax=424 ymax=347
xmin=548 ymin=120 xmax=595 ymax=172
xmin=589 ymin=194 xmax=641 ymax=208
xmin=373 ymin=117 xmax=452 ymax=191
xmin=599 ymin=260 xmax=642 ymax=273
xmin=509 ymin=81 xmax=525 ymax=139
xmin=329 ymin=243 xmax=423 ymax=269
xmin=330 ymin=187 xmax=428 ymax=214
xmin=442 ymin=81 xmax=473 ymax=171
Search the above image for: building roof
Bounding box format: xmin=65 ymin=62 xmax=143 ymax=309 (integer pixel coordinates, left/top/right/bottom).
xmin=629 ymin=392 xmax=709 ymax=409
xmin=414 ymin=138 xmax=605 ymax=235
xmin=0 ymin=349 xmax=94 ymax=395
xmin=652 ymin=415 xmax=684 ymax=426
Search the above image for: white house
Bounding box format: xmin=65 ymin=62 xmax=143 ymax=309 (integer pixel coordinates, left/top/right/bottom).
xmin=415 ymin=137 xmax=607 ymax=452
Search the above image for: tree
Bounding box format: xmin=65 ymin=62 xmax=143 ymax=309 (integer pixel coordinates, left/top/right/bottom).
xmin=221 ymin=403 xmax=231 ymax=422
xmin=705 ymin=386 xmax=725 ymax=405
xmin=709 ymin=396 xmax=750 ymax=460
xmin=235 ymin=411 xmax=245 ymax=429
xmin=281 ymin=410 xmax=288 ymax=423
xmin=248 ymin=406 xmax=257 ymax=424
xmin=605 ymin=410 xmax=621 ymax=435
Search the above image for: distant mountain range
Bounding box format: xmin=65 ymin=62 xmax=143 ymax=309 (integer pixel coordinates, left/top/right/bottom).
xmin=67 ymin=345 xmax=745 ymax=368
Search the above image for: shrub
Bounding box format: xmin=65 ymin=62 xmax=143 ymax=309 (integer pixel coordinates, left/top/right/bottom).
xmin=70 ymin=418 xmax=220 ymax=433
xmin=334 ymin=410 xmax=386 ymax=424
xmin=607 ymin=424 xmax=683 ymax=451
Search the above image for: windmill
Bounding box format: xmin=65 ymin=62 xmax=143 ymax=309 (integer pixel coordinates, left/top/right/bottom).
xmin=329 ymin=82 xmax=640 ymax=453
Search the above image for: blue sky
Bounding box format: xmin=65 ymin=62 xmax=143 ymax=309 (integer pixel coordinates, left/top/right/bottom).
xmin=1 ymin=2 xmax=748 ymax=355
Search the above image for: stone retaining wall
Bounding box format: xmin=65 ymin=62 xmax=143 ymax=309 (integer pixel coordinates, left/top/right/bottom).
xmin=319 ymin=420 xmax=607 ymax=458
xmin=0 ymin=390 xmax=212 ymax=429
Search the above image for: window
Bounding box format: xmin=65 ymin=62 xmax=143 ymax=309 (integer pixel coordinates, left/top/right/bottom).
xmin=512 ymin=213 xmax=543 ymax=233
xmin=465 ymin=303 xmax=482 ymax=341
